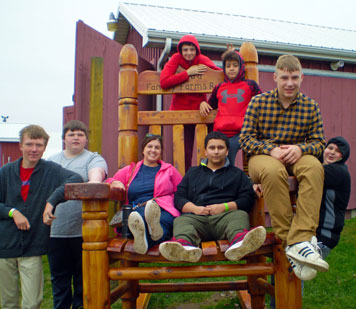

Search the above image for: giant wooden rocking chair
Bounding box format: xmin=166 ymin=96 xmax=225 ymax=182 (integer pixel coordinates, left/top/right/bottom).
xmin=65 ymin=42 xmax=302 ymax=308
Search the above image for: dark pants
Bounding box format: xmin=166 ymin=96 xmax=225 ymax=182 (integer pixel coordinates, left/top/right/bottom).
xmin=184 ymin=124 xmax=195 ymax=172
xmin=48 ymin=237 xmax=83 ymax=309
xmin=227 ymin=133 xmax=240 ymax=166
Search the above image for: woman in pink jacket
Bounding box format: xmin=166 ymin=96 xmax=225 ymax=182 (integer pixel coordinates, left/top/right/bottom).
xmin=107 ymin=134 xmax=182 ymax=254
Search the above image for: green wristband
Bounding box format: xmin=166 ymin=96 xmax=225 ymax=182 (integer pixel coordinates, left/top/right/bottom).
xmin=224 ymin=203 xmax=229 ymax=212
xmin=8 ymin=208 xmax=16 ymax=218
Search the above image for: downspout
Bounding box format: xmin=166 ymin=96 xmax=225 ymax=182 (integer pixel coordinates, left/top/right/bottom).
xmin=156 ymin=37 xmax=172 ymax=111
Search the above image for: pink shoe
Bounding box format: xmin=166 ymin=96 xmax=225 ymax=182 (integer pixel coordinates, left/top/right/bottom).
xmin=159 ymin=238 xmax=202 ymax=262
xmin=224 ymin=226 xmax=266 ymax=261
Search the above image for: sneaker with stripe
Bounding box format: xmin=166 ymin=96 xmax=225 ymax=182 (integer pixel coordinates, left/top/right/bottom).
xmin=288 ymin=256 xmax=317 ymax=281
xmin=285 ymin=238 xmax=329 ymax=272
xmin=159 ymin=238 xmax=202 ymax=262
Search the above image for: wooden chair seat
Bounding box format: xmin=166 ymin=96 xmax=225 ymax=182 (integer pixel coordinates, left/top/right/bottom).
xmin=107 ymin=233 xmax=280 ymax=262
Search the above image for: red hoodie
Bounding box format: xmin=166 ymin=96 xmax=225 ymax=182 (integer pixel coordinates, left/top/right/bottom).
xmin=160 ymin=35 xmax=221 ymax=110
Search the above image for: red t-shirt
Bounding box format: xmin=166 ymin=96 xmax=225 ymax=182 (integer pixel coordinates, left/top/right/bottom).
xmin=20 ymin=166 xmax=34 ymax=202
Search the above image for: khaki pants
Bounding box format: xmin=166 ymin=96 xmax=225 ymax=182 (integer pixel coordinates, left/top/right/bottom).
xmin=248 ymin=155 xmax=324 ymax=246
xmin=0 ymin=256 xmax=43 ymax=309
xmin=173 ymin=210 xmax=250 ymax=246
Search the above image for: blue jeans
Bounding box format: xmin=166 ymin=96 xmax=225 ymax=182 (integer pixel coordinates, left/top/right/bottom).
xmin=47 ymin=237 xmax=83 ymax=309
xmin=227 ymin=134 xmax=240 ymax=166
xmin=135 ymin=206 xmax=174 ymax=248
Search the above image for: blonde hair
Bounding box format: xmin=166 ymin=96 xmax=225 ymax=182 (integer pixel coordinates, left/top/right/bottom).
xmin=275 ymin=55 xmax=302 ymax=73
xmin=19 ymin=125 xmax=49 ymax=146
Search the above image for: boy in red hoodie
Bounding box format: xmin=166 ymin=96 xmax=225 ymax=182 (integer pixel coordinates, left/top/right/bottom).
xmin=200 ymin=49 xmax=261 ymax=165
xmin=160 ymin=34 xmax=221 ymax=171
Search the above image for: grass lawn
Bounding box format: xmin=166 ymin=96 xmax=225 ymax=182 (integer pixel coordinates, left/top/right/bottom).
xmin=38 ymin=217 xmax=356 ymax=308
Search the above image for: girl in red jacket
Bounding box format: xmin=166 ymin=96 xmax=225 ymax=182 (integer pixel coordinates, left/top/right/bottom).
xmin=160 ymin=35 xmax=221 ymax=171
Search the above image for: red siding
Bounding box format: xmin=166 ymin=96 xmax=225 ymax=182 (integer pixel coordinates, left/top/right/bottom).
xmin=0 ymin=142 xmax=21 ymax=167
xmin=74 ymin=22 xmax=155 ymax=176
xmin=126 ymin=29 xmax=162 ymax=68
xmin=74 ymin=21 xmax=122 ymax=176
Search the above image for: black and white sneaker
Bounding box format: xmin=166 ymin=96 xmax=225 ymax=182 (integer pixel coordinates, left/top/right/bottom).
xmin=286 ymin=238 xmax=329 ymax=272
xmin=288 ymin=256 xmax=317 ymax=280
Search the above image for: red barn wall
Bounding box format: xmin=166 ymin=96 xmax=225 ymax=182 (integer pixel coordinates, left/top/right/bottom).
xmin=72 ymin=21 xmax=155 ymax=176
xmin=0 ymin=142 xmax=21 ymax=167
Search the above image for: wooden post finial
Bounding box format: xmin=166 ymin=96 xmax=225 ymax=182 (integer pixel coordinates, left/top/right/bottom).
xmin=118 ymin=44 xmax=139 ymax=168
xmin=240 ymin=42 xmax=259 ymax=84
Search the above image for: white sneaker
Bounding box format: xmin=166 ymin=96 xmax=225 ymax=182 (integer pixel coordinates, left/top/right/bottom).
xmin=224 ymin=226 xmax=267 ymax=261
xmin=288 ymin=256 xmax=317 ymax=281
xmin=145 ymin=200 xmax=163 ymax=241
xmin=159 ymin=238 xmax=202 ymax=262
xmin=286 ymin=239 xmax=329 ymax=272
xmin=128 ymin=211 xmax=148 ymax=254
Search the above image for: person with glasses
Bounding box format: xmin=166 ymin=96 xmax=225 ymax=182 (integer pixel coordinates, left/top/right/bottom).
xmin=107 ymin=134 xmax=182 ymax=254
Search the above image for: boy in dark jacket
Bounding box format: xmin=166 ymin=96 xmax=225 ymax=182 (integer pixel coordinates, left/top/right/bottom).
xmin=200 ymin=48 xmax=261 ymax=165
xmin=0 ymin=125 xmax=82 ymax=309
xmin=160 ymin=34 xmax=222 ymax=171
xmin=317 ymin=136 xmax=351 ymax=256
xmin=159 ymin=131 xmax=266 ymax=262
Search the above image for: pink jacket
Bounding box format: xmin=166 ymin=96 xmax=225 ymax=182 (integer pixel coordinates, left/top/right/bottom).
xmin=106 ymin=160 xmax=182 ymax=217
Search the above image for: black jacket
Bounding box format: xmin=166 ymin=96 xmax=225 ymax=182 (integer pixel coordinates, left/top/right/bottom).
xmin=0 ymin=158 xmax=83 ymax=258
xmin=317 ymin=137 xmax=351 ymax=249
xmin=174 ymin=159 xmax=255 ymax=213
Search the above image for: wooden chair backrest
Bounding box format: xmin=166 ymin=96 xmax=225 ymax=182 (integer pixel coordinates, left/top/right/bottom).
xmin=118 ymin=42 xmax=259 ymax=176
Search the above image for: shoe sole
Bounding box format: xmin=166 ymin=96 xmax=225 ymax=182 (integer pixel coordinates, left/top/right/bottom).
xmin=128 ymin=212 xmax=148 ymax=254
xmin=225 ymin=226 xmax=267 ymax=261
xmin=286 ymin=250 xmax=329 ymax=272
xmin=145 ymin=200 xmax=163 ymax=241
xmin=159 ymin=242 xmax=202 ymax=262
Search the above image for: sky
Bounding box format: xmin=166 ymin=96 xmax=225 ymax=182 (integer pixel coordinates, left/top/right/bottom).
xmin=1 ymin=0 xmax=355 ymax=157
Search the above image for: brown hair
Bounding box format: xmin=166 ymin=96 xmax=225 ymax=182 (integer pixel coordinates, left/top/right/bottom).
xmin=141 ymin=134 xmax=163 ymax=152
xmin=19 ymin=125 xmax=50 ymax=146
xmin=221 ymin=50 xmax=240 ymax=66
xmin=62 ymin=120 xmax=88 ymax=139
xmin=275 ymin=54 xmax=302 ymax=73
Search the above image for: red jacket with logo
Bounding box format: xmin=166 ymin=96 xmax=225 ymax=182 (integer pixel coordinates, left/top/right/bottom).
xmin=209 ymin=51 xmax=261 ymax=137
xmin=160 ymin=35 xmax=221 ymax=110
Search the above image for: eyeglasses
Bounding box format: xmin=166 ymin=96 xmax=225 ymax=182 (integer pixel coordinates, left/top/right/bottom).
xmin=146 ymin=133 xmax=162 ymax=140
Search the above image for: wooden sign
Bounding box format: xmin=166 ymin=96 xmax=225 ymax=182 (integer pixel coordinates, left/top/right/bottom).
xmin=138 ymin=67 xmax=224 ymax=95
